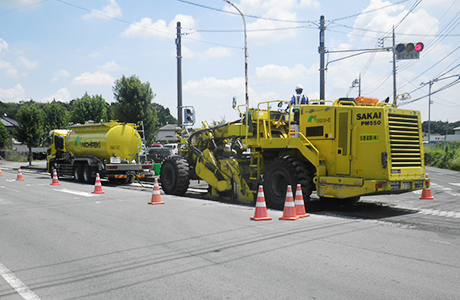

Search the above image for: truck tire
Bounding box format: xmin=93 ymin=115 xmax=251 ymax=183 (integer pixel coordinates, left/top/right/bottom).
xmin=74 ymin=164 xmax=84 ymax=182
xmin=160 ymin=156 xmax=190 ymax=196
xmin=83 ymin=164 xmax=95 ymax=184
xmin=263 ymin=156 xmax=314 ymax=210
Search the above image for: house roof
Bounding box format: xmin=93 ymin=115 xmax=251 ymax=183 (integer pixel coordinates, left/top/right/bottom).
xmin=157 ymin=124 xmax=177 ymax=131
xmin=0 ymin=116 xmax=18 ymax=128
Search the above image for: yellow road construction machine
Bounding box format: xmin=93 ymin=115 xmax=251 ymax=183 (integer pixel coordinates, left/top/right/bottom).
xmin=160 ymin=97 xmax=427 ymax=209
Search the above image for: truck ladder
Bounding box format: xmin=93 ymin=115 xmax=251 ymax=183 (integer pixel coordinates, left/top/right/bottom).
xmin=137 ymin=121 xmax=148 ymax=163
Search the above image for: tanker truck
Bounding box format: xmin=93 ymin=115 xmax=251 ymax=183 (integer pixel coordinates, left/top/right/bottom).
xmin=46 ymin=120 xmax=152 ymax=184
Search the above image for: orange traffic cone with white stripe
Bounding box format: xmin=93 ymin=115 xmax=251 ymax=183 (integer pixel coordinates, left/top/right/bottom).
xmin=148 ymin=178 xmax=164 ymax=205
xmin=280 ymin=185 xmax=300 ymax=220
xmin=50 ymin=169 xmax=61 ymax=185
xmin=294 ymin=184 xmax=310 ymax=218
xmin=92 ymin=173 xmax=105 ymax=194
xmin=420 ymin=175 xmax=434 ymax=200
xmin=0 ymin=166 xmax=3 ymax=176
xmin=16 ymin=167 xmax=24 ymax=181
xmin=250 ymin=185 xmax=272 ymax=221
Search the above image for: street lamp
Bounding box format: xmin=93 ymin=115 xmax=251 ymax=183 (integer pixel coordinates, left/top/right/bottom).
xmin=223 ymin=0 xmax=249 ymax=106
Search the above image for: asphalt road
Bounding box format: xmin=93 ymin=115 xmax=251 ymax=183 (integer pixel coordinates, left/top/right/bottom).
xmin=0 ymin=162 xmax=459 ymax=299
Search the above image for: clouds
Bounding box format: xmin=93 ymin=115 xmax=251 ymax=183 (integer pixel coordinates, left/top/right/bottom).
xmin=350 ymin=0 xmax=439 ymax=42
xmin=0 ymin=84 xmax=25 ymax=102
xmin=51 ymin=69 xmax=71 ymax=83
xmin=224 ymin=0 xmax=320 ymax=44
xmin=43 ymin=88 xmax=71 ymax=103
xmin=256 ymin=63 xmax=308 ymax=80
xmin=82 ymin=0 xmax=122 ymax=20
xmin=73 ymin=71 xmax=115 ymax=86
xmin=122 ymin=14 xmax=197 ymax=40
xmin=0 ymin=38 xmax=37 ymax=78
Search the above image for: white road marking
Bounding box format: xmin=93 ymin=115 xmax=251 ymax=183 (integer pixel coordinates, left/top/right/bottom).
xmin=54 ymin=188 xmax=95 ymax=197
xmin=427 ymin=182 xmax=460 ymax=196
xmin=448 ymin=182 xmax=460 ymax=187
xmin=0 ymin=262 xmax=41 ymax=300
xmin=429 ymin=239 xmax=451 ymax=245
xmin=417 ymin=208 xmax=460 ymax=218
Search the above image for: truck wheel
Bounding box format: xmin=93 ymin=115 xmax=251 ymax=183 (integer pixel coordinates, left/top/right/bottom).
xmin=74 ymin=165 xmax=83 ymax=182
xmin=263 ymin=156 xmax=314 ymax=210
xmin=83 ymin=164 xmax=95 ymax=184
xmin=160 ymin=156 xmax=190 ymax=196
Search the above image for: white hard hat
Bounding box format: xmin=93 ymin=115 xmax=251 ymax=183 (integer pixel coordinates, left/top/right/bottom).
xmin=296 ymin=84 xmax=303 ymax=91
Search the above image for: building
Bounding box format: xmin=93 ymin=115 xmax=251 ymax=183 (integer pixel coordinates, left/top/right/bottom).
xmin=1 ymin=116 xmax=18 ymax=134
xmin=155 ymin=124 xmax=179 ymax=143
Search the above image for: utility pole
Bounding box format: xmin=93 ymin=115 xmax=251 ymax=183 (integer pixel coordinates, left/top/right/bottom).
xmin=392 ymin=26 xmax=397 ymax=102
xmin=319 ymin=15 xmax=325 ymax=100
xmin=421 ymin=80 xmax=436 ymax=143
xmin=358 ymin=73 xmax=361 ymax=96
xmin=176 ymin=22 xmax=183 ymax=126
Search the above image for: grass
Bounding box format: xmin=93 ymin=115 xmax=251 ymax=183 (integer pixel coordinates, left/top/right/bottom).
xmin=424 ymin=142 xmax=460 ymax=171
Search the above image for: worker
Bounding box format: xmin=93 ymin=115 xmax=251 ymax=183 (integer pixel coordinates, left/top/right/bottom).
xmin=291 ymin=84 xmax=308 ymax=105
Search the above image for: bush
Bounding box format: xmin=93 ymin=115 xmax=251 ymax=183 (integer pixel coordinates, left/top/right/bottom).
xmin=4 ymin=149 xmax=27 ymax=162
xmin=425 ymin=142 xmax=460 ymax=171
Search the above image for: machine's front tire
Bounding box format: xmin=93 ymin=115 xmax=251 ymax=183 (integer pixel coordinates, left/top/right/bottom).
xmin=263 ymin=156 xmax=314 ymax=210
xmin=160 ymin=156 xmax=190 ymax=196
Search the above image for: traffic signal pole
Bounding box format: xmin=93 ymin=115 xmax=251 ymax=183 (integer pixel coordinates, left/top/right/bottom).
xmin=176 ymin=22 xmax=183 ymax=127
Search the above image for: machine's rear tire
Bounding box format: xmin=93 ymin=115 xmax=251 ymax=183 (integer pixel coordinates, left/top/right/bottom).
xmin=263 ymin=156 xmax=315 ymax=210
xmin=160 ymin=156 xmax=190 ymax=196
xmin=83 ymin=164 xmax=95 ymax=184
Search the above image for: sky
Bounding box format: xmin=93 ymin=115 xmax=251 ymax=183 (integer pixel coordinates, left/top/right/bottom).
xmin=0 ymin=0 xmax=459 ymax=125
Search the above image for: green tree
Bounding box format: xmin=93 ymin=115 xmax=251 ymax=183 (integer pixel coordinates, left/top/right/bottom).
xmin=14 ymin=104 xmax=45 ymax=165
xmin=43 ymin=100 xmax=69 ymax=133
xmin=0 ymin=101 xmax=23 ymax=120
xmin=112 ymin=75 xmax=157 ymax=142
xmin=70 ymin=93 xmax=108 ymax=124
xmin=0 ymin=121 xmax=9 ymax=149
xmin=153 ymin=103 xmax=177 ymax=127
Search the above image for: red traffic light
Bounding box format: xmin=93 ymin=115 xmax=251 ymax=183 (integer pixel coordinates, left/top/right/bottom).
xmin=415 ymin=42 xmax=424 ymax=52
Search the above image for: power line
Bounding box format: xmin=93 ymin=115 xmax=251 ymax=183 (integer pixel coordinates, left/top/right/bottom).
xmin=177 ymin=0 xmax=315 ymax=24
xmin=331 ymin=0 xmax=409 ymax=21
xmin=400 ymin=74 xmax=460 ymax=105
xmin=55 ymin=0 xmax=242 ymax=49
xmin=0 ymin=0 xmax=47 ymax=15
xmin=192 ymin=24 xmax=315 ymax=33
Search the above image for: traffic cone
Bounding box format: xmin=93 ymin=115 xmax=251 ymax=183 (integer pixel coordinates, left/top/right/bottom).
xmin=279 ymin=185 xmax=300 ymax=220
xmin=250 ymin=185 xmax=272 ymax=221
xmin=0 ymin=167 xmax=2 ymax=176
xmin=92 ymin=173 xmax=105 ymax=194
xmin=420 ymin=175 xmax=434 ymax=200
xmin=50 ymin=169 xmax=61 ymax=185
xmin=294 ymin=184 xmax=310 ymax=218
xmin=16 ymin=167 xmax=24 ymax=181
xmin=148 ymin=178 xmax=164 ymax=205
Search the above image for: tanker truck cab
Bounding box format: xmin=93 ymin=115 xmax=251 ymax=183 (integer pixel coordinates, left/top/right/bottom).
xmin=47 ymin=121 xmax=152 ymax=184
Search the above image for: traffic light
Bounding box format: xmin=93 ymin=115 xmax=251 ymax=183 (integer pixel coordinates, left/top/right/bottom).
xmin=394 ymin=42 xmax=424 ymax=60
xmin=183 ymin=106 xmax=195 ymax=125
